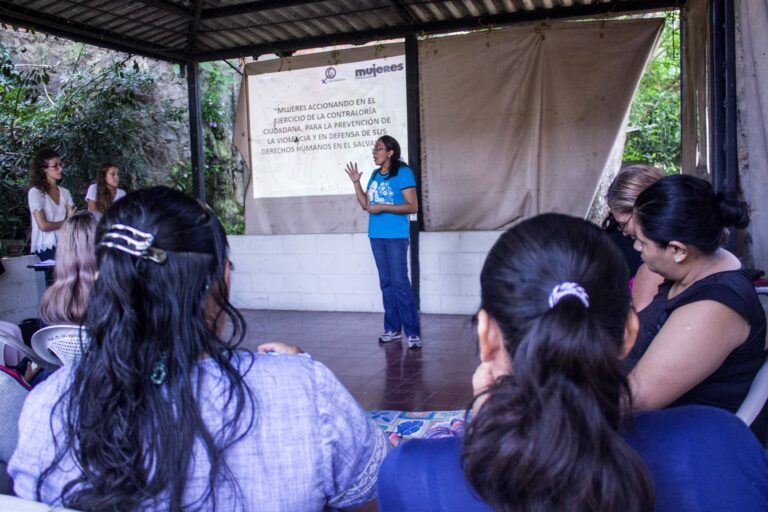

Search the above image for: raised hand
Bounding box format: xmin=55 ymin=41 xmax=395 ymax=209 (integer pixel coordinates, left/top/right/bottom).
xmin=345 ymin=162 xmax=363 ymax=183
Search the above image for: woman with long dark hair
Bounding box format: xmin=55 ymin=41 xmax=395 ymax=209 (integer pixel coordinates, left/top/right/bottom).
xmin=86 ymin=163 xmax=126 ymax=214
xmin=10 ymin=186 xmax=387 ymax=511
xmin=27 ymin=148 xmax=75 ymax=261
xmin=627 ymin=174 xmax=767 ymax=413
xmin=345 ymin=135 xmax=421 ymax=348
xmin=378 ymin=213 xmax=768 ymax=511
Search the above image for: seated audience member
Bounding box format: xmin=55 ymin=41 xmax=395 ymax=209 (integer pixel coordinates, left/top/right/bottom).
xmin=10 ymin=187 xmax=386 ymax=511
xmin=603 ymin=164 xmax=665 ymax=311
xmin=627 ymin=174 xmax=767 ymax=412
xmin=0 ymin=365 xmax=32 ymax=495
xmin=377 ymin=213 xmax=768 ymax=512
xmin=86 ymin=163 xmax=126 ymax=214
xmin=38 ymin=211 xmax=98 ymax=326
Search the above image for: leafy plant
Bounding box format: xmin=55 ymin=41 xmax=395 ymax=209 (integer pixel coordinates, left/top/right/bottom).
xmin=623 ymin=11 xmax=681 ymax=172
xmin=0 ymin=38 xmax=184 ymax=240
xmin=200 ymin=61 xmax=236 ymax=141
xmin=168 ymin=61 xmax=246 ymax=235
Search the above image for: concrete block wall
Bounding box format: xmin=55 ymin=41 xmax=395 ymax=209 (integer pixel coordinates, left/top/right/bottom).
xmin=228 ymin=231 xmax=500 ymax=315
xmin=0 ymin=234 xmax=502 ymax=321
xmin=0 ymin=256 xmax=46 ymax=324
xmin=229 ymin=234 xmax=386 ymax=312
xmin=419 ymin=232 xmax=501 ymax=314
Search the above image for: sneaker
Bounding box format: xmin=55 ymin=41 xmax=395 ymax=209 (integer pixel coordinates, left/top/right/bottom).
xmin=378 ymin=331 xmax=402 ymax=343
xmin=407 ymin=336 xmax=422 ymax=349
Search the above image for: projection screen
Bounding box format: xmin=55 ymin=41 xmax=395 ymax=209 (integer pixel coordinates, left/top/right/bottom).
xmin=240 ymin=44 xmax=407 ymax=234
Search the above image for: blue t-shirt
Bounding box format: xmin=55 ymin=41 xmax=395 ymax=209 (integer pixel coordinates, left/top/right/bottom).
xmin=377 ymin=406 xmax=768 ymax=512
xmin=366 ymin=165 xmax=416 ymax=239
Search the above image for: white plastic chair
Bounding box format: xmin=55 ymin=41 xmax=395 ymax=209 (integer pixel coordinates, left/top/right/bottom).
xmin=0 ymin=369 xmax=29 ymax=495
xmin=736 ymin=355 xmax=768 ymax=426
xmin=737 ymin=298 xmax=768 ymax=426
xmin=31 ymin=325 xmax=90 ymax=366
xmin=0 ymin=321 xmax=44 ymax=367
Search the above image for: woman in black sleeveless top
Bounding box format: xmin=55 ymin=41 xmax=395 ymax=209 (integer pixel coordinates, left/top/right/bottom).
xmin=626 ymin=175 xmax=767 ymax=413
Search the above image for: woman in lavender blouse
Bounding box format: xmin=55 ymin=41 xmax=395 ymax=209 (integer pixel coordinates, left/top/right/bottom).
xmin=10 ymin=187 xmax=387 ymax=512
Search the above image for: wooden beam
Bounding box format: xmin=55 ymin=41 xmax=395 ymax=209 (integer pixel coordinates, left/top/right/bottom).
xmin=187 ymin=0 xmax=203 ymax=52
xmin=132 ymin=0 xmax=192 ymax=20
xmin=388 ymin=0 xmax=417 ymax=25
xmin=187 ymin=61 xmax=206 ymax=203
xmin=201 ymin=0 xmax=328 ymax=20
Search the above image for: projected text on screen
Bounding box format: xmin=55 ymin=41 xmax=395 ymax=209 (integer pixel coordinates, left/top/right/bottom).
xmin=248 ymin=55 xmax=408 ymax=199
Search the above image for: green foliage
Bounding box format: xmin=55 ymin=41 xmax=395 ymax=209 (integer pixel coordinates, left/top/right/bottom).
xmin=167 ymin=160 xmax=193 ymax=194
xmin=200 ymin=61 xmax=236 ymax=140
xmin=167 ymin=61 xmax=246 ymax=235
xmin=0 ymin=40 xmax=184 ymax=240
xmin=0 ymin=45 xmax=47 ymax=240
xmin=623 ymin=11 xmax=681 ymax=172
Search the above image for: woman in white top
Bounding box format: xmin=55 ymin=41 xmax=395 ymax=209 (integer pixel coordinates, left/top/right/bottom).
xmin=85 ymin=163 xmax=126 ymax=214
xmin=27 ymin=148 xmax=75 ymax=261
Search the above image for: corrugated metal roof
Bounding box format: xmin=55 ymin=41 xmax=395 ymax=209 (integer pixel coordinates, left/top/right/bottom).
xmin=0 ymin=0 xmax=680 ymax=62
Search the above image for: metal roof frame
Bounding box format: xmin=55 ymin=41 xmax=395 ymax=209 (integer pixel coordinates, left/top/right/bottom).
xmin=0 ymin=1 xmax=683 ymax=64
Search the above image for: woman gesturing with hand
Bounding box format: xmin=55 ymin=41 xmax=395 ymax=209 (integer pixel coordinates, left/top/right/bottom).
xmin=345 ymin=136 xmax=422 ymax=349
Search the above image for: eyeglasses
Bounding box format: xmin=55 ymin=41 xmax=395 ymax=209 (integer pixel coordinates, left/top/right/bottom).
xmin=609 ymin=212 xmax=632 ymax=234
xmin=617 ymin=215 xmax=632 ymax=234
xmin=372 ymin=146 xmax=387 ymax=152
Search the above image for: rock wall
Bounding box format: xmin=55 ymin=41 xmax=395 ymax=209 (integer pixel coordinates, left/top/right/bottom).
xmin=0 ymin=28 xmax=190 ymax=184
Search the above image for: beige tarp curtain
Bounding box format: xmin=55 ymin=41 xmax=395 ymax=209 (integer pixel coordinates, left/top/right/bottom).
xmin=419 ymin=19 xmax=664 ymax=231
xmin=233 ymin=19 xmax=663 ymax=234
xmin=682 ymin=0 xmax=711 ymax=177
xmin=736 ymin=0 xmax=768 ymax=271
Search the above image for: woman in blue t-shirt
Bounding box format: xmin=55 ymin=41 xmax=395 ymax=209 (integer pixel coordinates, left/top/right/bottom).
xmin=345 ymin=135 xmax=421 ymax=348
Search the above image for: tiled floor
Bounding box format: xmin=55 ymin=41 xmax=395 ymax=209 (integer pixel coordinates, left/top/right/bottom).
xmin=239 ymin=309 xmax=478 ymax=411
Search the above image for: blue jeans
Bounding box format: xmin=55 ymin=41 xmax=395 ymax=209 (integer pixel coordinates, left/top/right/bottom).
xmin=370 ymin=238 xmax=420 ymax=337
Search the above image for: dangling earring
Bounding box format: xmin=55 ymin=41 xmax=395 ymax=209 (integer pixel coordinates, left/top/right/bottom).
xmin=151 ymin=350 xmax=168 ymax=385
xmin=674 ymin=254 xmax=683 ymax=264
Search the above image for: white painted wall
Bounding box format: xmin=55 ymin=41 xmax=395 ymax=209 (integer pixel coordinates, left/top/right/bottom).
xmin=0 ymin=233 xmax=501 ymax=321
xmin=419 ymin=231 xmax=501 ymax=314
xmin=229 ymin=234 xmax=384 ymax=312
xmin=0 ymin=256 xmax=46 ymax=324
xmin=228 ymin=231 xmax=501 ymax=315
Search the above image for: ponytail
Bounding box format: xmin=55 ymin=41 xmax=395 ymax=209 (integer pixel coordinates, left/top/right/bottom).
xmin=464 ymin=214 xmax=654 ymax=512
xmin=464 ymin=300 xmax=653 ymax=512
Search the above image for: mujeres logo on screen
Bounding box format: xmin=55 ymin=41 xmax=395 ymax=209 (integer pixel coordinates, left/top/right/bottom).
xmin=354 ymin=62 xmax=404 ymax=79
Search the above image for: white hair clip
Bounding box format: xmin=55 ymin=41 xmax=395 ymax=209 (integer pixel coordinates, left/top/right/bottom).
xmin=100 ymin=224 xmax=167 ymax=264
xmin=548 ymin=282 xmax=590 ymax=309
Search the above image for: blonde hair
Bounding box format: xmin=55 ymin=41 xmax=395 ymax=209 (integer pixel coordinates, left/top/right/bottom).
xmin=605 ymin=165 xmax=665 ymax=214
xmin=39 ymin=211 xmax=98 ymax=325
